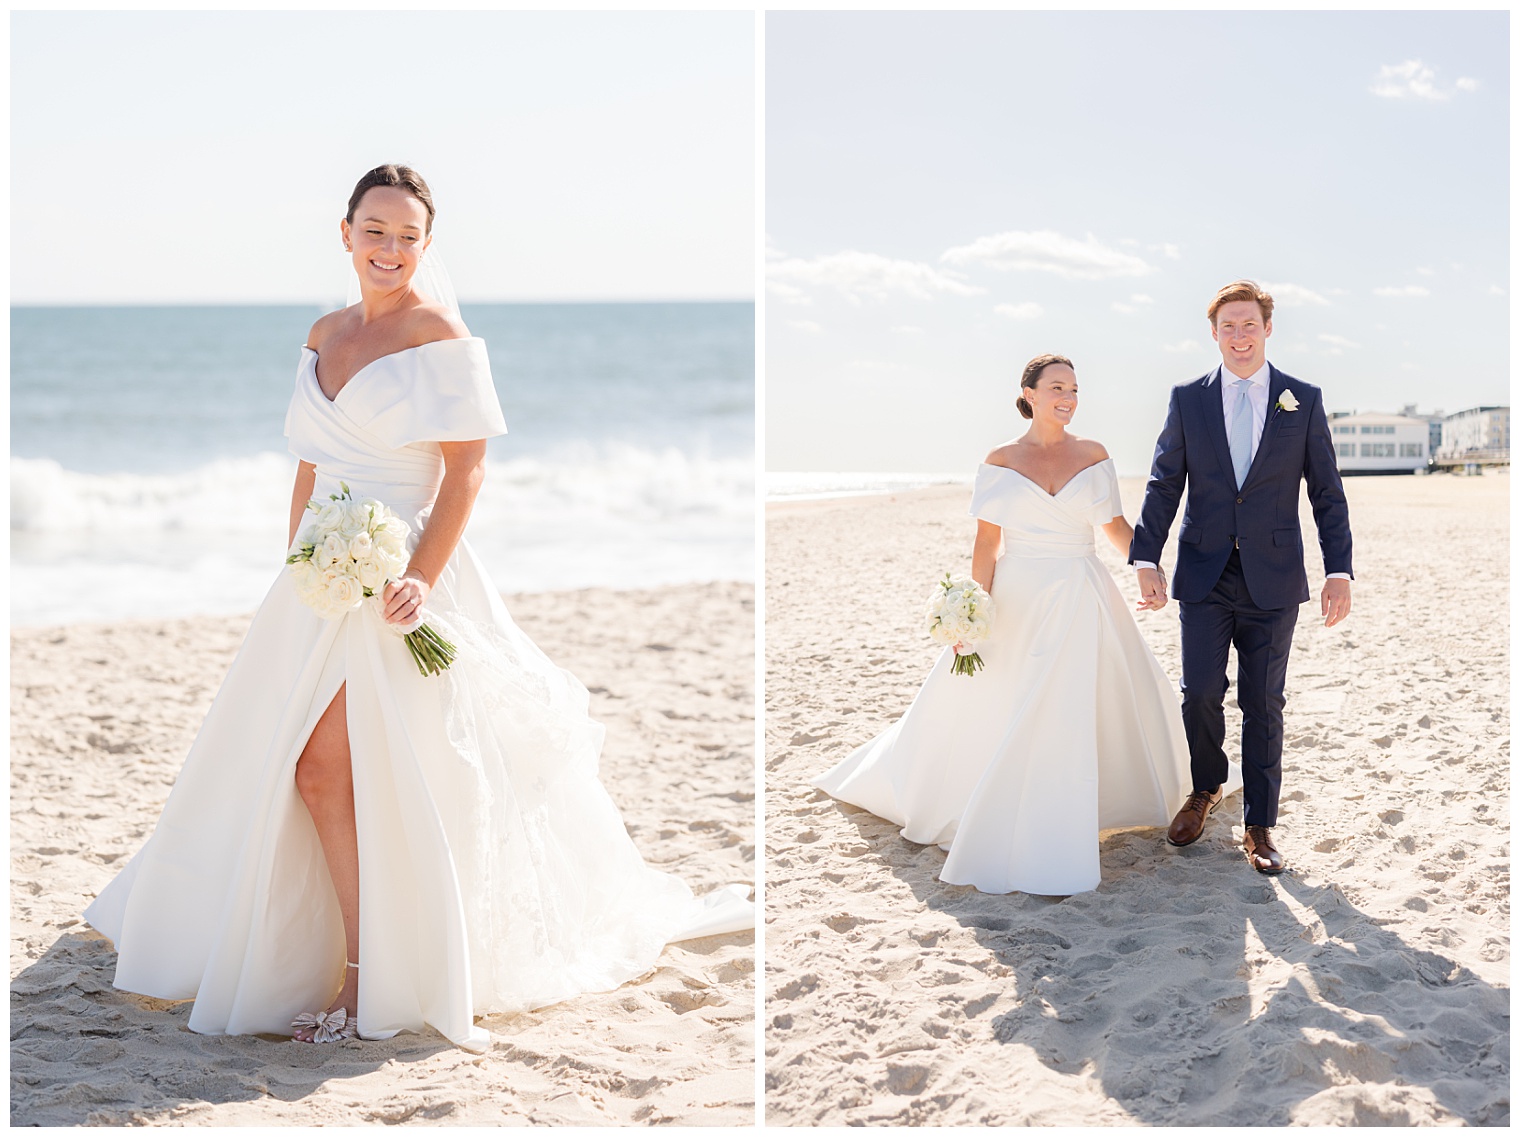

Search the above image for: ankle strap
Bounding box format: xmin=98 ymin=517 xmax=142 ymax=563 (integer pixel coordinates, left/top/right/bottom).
xmin=346 ymin=960 xmax=359 ymax=970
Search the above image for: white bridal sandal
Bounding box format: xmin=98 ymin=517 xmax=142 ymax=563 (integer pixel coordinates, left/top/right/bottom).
xmin=291 ymin=961 xmax=360 ymax=1043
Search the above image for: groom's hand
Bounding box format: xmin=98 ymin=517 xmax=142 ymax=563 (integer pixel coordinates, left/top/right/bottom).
xmin=1135 ymin=567 xmax=1168 ymax=611
xmin=1321 ymin=578 xmax=1351 ymax=628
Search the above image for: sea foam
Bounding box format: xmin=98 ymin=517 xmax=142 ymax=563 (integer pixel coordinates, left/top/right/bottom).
xmin=12 ymin=446 xmax=754 ymax=625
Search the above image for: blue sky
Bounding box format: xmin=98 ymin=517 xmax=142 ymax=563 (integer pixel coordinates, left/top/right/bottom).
xmin=12 ymin=11 xmax=753 ymax=305
xmin=766 ymin=10 xmax=1509 ymax=475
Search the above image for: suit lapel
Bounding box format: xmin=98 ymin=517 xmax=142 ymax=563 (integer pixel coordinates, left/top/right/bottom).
xmin=1199 ymin=366 xmax=1239 ymax=491
xmin=1241 ymin=365 xmax=1289 ymax=491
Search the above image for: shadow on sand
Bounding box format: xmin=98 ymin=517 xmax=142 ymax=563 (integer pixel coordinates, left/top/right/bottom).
xmin=829 ymin=794 xmax=1508 ymax=1126
xmin=10 ymin=929 xmax=453 ymax=1125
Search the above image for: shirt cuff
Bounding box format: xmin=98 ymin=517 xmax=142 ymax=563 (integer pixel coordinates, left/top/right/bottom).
xmin=1134 ymin=561 xmax=1158 ymax=571
xmin=1326 ymin=572 xmax=1351 ymax=581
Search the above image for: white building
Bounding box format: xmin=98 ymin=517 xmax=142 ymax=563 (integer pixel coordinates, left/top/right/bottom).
xmin=1328 ymin=412 xmax=1431 ymax=475
xmin=1437 ymin=406 xmax=1510 ymax=460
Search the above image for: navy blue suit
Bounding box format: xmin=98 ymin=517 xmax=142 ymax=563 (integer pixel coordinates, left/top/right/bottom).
xmin=1130 ymin=364 xmax=1353 ymax=826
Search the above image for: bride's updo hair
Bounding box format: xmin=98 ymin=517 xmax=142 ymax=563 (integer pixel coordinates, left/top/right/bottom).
xmin=1017 ymin=353 xmax=1074 ymax=419
xmin=346 ymin=164 xmax=436 ymax=235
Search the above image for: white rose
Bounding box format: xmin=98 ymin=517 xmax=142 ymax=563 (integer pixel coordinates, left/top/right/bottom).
xmin=337 ymin=504 xmax=369 ymax=539
xmin=322 ymin=532 xmax=349 ymax=563
xmin=377 ymin=514 xmax=410 ymax=543
xmin=314 ymin=501 xmax=344 ymax=531
xmin=290 ymin=558 xmax=321 ymax=592
xmin=326 ymin=574 xmax=363 ymax=610
xmin=356 ymin=557 xmax=387 ymax=591
xmin=348 ymin=531 xmax=374 ymax=561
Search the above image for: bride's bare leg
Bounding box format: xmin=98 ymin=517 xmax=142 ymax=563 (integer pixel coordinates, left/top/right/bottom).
xmin=292 ymin=683 xmax=359 ymax=1040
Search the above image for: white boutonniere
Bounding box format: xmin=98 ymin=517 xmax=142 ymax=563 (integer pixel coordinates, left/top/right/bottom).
xmin=1276 ymin=390 xmax=1299 ymax=412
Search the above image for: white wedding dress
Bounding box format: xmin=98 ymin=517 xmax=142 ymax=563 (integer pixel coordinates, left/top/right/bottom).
xmin=814 ymin=459 xmax=1222 ymax=896
xmin=85 ymin=338 xmax=752 ymax=1052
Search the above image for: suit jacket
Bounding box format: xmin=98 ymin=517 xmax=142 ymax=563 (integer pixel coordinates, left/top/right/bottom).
xmin=1129 ymin=363 xmax=1353 ymax=610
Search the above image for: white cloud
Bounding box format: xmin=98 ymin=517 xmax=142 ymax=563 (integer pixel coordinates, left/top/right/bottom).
xmin=766 ymin=279 xmax=811 ymax=306
xmin=1318 ymin=333 xmax=1361 ymax=355
xmin=1373 ymin=285 xmax=1431 ymax=298
xmin=1162 ymin=339 xmax=1201 ymax=353
xmin=1370 ymin=59 xmax=1477 ymax=101
xmin=1113 ymin=292 xmax=1156 ymax=313
xmin=1149 ymin=242 xmax=1181 ymax=261
xmin=789 ymin=320 xmax=822 ymax=334
xmin=893 ymin=324 xmax=924 ymax=335
xmin=994 ymin=302 xmax=1044 ymax=320
xmin=1416 ymin=266 xmax=1436 ymax=276
xmin=941 ymin=230 xmax=1153 ymax=280
xmin=766 ymin=250 xmax=984 ymax=305
xmin=1489 ymin=285 xmax=1507 ymax=296
xmin=1261 ymin=281 xmax=1331 ymax=308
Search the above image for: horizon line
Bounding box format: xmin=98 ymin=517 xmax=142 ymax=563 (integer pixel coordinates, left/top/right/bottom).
xmin=11 ymin=296 xmax=756 ymax=309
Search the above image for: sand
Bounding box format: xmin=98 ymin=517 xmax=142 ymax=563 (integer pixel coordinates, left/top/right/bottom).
xmin=764 ymin=473 xmax=1508 ymax=1126
xmin=11 ymin=582 xmax=755 ymax=1127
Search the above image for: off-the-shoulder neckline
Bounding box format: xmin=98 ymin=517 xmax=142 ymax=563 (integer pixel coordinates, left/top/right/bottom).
xmin=979 ymin=456 xmax=1112 ymax=499
xmin=301 ymin=337 xmax=484 ymax=404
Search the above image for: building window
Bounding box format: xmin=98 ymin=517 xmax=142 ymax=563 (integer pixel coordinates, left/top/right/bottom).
xmin=1334 ymin=425 xmax=1355 ymax=435
xmin=1337 ymin=443 xmax=1356 ymax=458
xmin=1400 ymin=442 xmax=1423 ymax=458
xmin=1361 ymin=443 xmax=1396 ymax=458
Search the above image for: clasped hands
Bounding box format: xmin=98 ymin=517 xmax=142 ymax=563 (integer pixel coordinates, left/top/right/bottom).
xmin=1134 ymin=566 xmax=1169 ymax=612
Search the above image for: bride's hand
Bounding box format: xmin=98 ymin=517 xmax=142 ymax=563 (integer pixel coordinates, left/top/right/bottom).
xmin=382 ymin=570 xmax=431 ymax=626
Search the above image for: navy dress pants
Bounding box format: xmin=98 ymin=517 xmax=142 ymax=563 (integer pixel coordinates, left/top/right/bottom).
xmin=1178 ymin=549 xmax=1299 ymax=828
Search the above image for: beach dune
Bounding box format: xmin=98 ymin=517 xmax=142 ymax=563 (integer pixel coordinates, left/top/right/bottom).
xmin=11 ymin=582 xmax=755 ymax=1127
xmin=764 ymin=473 xmax=1507 ymax=1126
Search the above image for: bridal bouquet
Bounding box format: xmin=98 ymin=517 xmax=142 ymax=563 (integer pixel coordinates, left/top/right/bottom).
xmin=925 ymin=574 xmax=995 ymax=677
xmin=285 ymin=483 xmax=457 ymax=676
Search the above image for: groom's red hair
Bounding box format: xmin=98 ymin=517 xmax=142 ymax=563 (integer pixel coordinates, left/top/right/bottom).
xmin=1207 ymin=280 xmax=1275 ymax=325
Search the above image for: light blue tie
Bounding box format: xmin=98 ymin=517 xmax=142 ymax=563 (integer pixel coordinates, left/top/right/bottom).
xmin=1228 ymin=378 xmax=1254 ymax=488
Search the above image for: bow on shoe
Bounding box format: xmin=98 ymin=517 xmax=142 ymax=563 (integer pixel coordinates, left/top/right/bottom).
xmin=291 ymin=1007 xmax=358 ymax=1044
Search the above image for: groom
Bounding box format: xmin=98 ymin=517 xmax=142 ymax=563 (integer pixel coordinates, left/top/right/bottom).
xmin=1129 ymin=279 xmax=1353 ymax=874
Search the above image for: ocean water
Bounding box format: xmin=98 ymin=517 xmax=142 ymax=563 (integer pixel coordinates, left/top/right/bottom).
xmin=12 ymin=303 xmax=755 ymax=625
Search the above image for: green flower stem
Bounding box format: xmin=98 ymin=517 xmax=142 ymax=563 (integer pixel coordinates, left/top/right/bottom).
xmin=401 ymin=622 xmax=457 ymax=677
xmin=951 ymin=651 xmax=986 ymax=678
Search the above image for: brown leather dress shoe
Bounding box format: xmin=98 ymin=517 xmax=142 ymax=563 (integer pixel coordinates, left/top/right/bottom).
xmin=1244 ymin=825 xmax=1286 ymax=874
xmin=1167 ymin=786 xmax=1223 ymax=847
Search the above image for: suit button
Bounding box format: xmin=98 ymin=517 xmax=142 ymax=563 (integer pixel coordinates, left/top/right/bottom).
xmin=1236 ymin=497 xmax=1244 ymax=504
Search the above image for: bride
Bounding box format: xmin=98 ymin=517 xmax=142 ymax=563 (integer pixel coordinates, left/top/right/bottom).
xmin=84 ymin=164 xmax=751 ymax=1049
xmin=814 ymin=353 xmax=1230 ymax=896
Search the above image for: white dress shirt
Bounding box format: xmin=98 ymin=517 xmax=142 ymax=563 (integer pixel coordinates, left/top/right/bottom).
xmin=1135 ymin=360 xmax=1349 ymax=581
